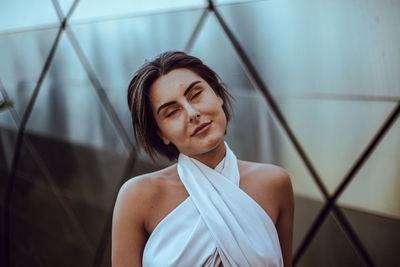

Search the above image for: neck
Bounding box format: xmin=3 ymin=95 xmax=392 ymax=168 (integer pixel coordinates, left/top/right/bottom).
xmin=190 ymin=140 xmax=226 ymax=169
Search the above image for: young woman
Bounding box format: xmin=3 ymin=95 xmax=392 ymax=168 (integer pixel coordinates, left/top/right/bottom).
xmin=112 ymin=51 xmax=294 ymax=267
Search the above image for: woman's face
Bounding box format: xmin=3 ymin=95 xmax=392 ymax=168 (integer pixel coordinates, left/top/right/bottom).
xmin=149 ymin=68 xmax=227 ymax=157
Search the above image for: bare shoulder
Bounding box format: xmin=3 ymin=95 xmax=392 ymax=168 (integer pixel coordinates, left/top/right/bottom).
xmin=116 ymin=164 xmax=178 ymax=211
xmin=111 ymin=167 xmax=178 ymax=266
xmin=238 ymin=160 xmax=293 ymax=218
xmin=113 ymin=164 xmax=179 ymax=231
xmin=238 ymin=160 xmax=294 ymax=266
xmin=238 ymin=160 xmax=292 ymax=190
xmin=111 ymin=164 xmax=179 ymax=265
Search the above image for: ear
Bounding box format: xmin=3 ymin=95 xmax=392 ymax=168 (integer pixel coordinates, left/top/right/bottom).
xmin=157 ymin=130 xmax=171 ymax=145
xmin=217 ymin=96 xmax=223 ymax=106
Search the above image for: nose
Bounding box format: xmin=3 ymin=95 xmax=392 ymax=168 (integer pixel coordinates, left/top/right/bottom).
xmin=189 ymin=113 xmax=200 ymax=123
xmin=186 ymin=104 xmax=200 ymax=124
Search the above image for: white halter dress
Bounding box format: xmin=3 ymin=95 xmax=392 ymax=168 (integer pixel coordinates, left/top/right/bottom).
xmin=142 ymin=142 xmax=283 ymax=267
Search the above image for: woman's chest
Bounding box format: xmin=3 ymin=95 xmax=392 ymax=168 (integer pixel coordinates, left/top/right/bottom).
xmin=146 ymin=174 xmax=279 ymax=236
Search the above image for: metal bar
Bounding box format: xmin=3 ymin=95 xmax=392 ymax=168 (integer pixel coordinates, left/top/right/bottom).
xmin=0 ymin=79 xmax=95 ymax=252
xmin=325 ymin=102 xmax=399 ymax=265
xmin=66 ymin=6 xmax=207 ymax=28
xmin=92 ymin=148 xmax=139 ymax=267
xmin=293 ymin=204 xmax=376 ymax=266
xmin=209 ymin=0 xmax=330 ymax=201
xmin=0 ymin=4 xmax=204 ymax=36
xmin=184 ymin=8 xmax=209 ymax=52
xmin=208 ymin=1 xmax=383 ymax=266
xmin=209 ymin=3 xmax=335 ymax=264
xmin=51 ymin=0 xmax=80 ymax=27
xmin=64 ymin=27 xmax=133 ymax=151
xmin=91 ymin=4 xmax=210 ymax=264
xmin=332 ymin=208 xmax=375 ymax=266
xmin=65 ymin=0 xmax=80 ymax=19
xmin=90 ymin=5 xmax=211 ymax=263
xmin=292 ymin=201 xmax=331 ymax=265
xmin=0 ymin=79 xmax=21 ymax=132
xmin=58 ymin=3 xmax=142 ymax=263
xmin=3 ymin=25 xmax=64 ymax=267
xmin=54 ymin=2 xmax=139 ymax=265
xmin=51 ymin=0 xmax=65 ymax=20
xmin=332 ymin=101 xmax=400 ymax=202
xmin=294 ymin=102 xmax=399 ymax=265
xmin=3 ymin=2 xmax=95 ymax=265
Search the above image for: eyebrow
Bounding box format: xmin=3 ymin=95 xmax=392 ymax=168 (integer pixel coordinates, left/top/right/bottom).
xmin=184 ymin=80 xmax=201 ymax=96
xmin=156 ymin=80 xmax=201 ymax=115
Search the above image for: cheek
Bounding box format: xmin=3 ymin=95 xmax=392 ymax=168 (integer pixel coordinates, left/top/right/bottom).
xmin=159 ymin=116 xmax=186 ymax=137
xmin=199 ymin=95 xmax=222 ymax=112
xmin=213 ymin=99 xmax=226 ymax=117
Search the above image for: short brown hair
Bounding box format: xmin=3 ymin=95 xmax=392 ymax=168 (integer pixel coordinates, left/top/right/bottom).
xmin=127 ymin=51 xmax=233 ymax=161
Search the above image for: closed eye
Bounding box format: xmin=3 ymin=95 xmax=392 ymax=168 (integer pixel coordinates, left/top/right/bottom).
xmin=191 ymin=91 xmax=202 ymax=100
xmin=166 ymin=109 xmax=178 ymax=118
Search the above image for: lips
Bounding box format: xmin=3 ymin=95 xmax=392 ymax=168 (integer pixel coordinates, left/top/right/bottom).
xmin=192 ymin=121 xmax=212 ymax=136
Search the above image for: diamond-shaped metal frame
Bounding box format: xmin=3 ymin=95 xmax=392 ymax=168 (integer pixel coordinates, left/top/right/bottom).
xmin=1 ymin=0 xmax=399 ymax=266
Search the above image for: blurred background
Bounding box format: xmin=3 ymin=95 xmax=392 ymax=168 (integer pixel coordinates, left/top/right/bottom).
xmin=0 ymin=0 xmax=399 ymax=266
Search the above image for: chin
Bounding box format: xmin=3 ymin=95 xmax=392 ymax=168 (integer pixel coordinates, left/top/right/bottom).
xmin=178 ymin=125 xmax=226 ymax=156
xmin=195 ymin=132 xmax=225 ymax=154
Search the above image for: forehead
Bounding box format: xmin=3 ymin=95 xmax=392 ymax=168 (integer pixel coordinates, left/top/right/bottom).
xmin=149 ymin=68 xmax=205 ymax=103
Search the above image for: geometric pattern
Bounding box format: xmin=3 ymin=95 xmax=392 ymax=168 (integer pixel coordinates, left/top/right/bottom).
xmin=1 ymin=1 xmax=399 ymax=266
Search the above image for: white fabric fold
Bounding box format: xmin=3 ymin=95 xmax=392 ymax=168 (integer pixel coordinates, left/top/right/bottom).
xmin=142 ymin=142 xmax=283 ymax=267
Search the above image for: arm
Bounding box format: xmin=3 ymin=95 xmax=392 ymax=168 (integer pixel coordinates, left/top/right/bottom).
xmin=275 ymin=169 xmax=294 ymax=267
xmin=112 ymin=177 xmax=150 ymax=267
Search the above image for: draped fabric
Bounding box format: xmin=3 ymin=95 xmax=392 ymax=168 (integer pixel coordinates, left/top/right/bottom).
xmin=142 ymin=142 xmax=283 ymax=267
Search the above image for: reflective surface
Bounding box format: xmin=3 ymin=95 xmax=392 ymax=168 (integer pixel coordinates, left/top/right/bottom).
xmin=69 ymin=0 xmax=206 ymax=22
xmin=218 ymin=0 xmax=400 ymax=216
xmin=0 ymin=29 xmax=60 ymax=122
xmin=219 ymin=0 xmax=400 ymax=98
xmin=297 ymin=212 xmax=368 ymax=267
xmin=0 ymin=0 xmax=59 ymax=32
xmin=0 ymin=0 xmax=399 ymax=266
